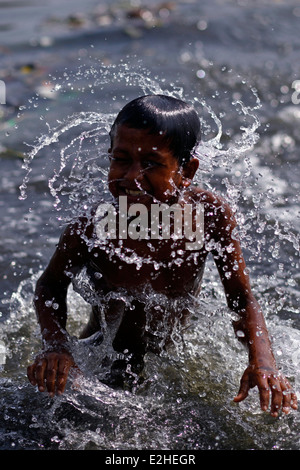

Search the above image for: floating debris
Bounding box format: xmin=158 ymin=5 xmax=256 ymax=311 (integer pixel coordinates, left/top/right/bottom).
xmin=0 ymin=148 xmax=24 ymax=159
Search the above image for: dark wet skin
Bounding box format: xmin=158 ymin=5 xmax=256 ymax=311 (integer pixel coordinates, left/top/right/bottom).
xmin=27 ymin=125 xmax=297 ymax=417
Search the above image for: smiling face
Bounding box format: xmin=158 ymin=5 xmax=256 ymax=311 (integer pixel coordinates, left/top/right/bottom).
xmin=108 ymin=125 xmax=197 ymax=208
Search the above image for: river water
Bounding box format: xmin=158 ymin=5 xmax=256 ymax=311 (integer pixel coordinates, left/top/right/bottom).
xmin=0 ymin=0 xmax=300 ymax=451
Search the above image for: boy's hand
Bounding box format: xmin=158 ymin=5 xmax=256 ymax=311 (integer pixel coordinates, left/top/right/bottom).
xmin=27 ymin=348 xmax=78 ymax=397
xmin=234 ymin=364 xmax=298 ymax=417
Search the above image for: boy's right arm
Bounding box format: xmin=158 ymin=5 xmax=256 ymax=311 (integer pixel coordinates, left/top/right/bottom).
xmin=27 ymin=222 xmax=89 ymax=396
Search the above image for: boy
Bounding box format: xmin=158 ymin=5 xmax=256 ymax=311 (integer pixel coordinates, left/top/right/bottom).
xmin=27 ymin=94 xmax=297 ymax=417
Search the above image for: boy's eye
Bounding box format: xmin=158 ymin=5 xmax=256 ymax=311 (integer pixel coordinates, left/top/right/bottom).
xmin=142 ymin=160 xmax=162 ymax=169
xmin=109 ymin=155 xmax=130 ymax=163
xmin=109 ymin=155 xmax=162 ymax=169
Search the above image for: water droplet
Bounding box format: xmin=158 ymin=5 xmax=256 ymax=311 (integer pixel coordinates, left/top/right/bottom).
xmin=236 ymin=330 xmax=245 ymax=338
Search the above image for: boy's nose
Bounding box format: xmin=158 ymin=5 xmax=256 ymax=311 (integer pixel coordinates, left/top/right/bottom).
xmin=124 ymin=162 xmax=143 ymax=183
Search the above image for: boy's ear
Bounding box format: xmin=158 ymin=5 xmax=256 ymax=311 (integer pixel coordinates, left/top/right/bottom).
xmin=180 ymin=157 xmax=199 ymax=187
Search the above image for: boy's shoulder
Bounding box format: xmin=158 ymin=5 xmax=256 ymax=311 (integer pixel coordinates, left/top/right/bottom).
xmin=187 ymin=186 xmax=237 ymax=231
xmin=187 ymin=185 xmax=231 ymax=210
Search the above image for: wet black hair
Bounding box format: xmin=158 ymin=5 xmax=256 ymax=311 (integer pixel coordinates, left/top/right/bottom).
xmin=109 ymin=94 xmax=201 ymax=165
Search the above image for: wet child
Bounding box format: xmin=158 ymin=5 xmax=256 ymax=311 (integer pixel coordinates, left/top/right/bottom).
xmin=27 ymin=94 xmax=297 ymax=417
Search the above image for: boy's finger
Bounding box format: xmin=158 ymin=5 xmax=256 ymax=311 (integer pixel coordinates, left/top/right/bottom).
xmin=35 ymin=358 xmax=47 ymax=392
xmin=45 ymin=355 xmax=59 ymax=397
xmin=269 ymin=380 xmax=282 ymax=417
xmin=258 ymin=384 xmax=270 ymax=412
xmin=27 ymin=363 xmax=37 ymax=385
xmin=280 ymin=379 xmax=292 ymax=414
xmin=291 ymin=392 xmax=298 ymax=410
xmin=233 ymin=376 xmax=250 ymax=403
xmin=281 ymin=380 xmax=298 ymax=413
xmin=282 ymin=392 xmax=291 ymax=414
xmin=233 ymin=390 xmax=248 ymax=402
xmin=56 ymin=359 xmax=72 ymax=395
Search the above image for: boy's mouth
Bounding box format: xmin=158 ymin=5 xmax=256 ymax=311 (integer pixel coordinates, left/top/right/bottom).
xmin=124 ymin=188 xmax=145 ymax=196
xmin=120 ymin=187 xmax=148 ymax=197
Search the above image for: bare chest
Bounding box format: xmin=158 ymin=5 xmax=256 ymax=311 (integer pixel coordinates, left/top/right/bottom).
xmin=89 ymin=236 xmax=207 ymax=296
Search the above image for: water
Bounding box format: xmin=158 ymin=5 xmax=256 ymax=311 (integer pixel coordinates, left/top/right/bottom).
xmin=1 ymin=0 xmax=300 ymax=451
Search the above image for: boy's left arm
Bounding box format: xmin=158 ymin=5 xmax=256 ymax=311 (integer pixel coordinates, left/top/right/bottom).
xmin=211 ymin=200 xmax=297 ymax=417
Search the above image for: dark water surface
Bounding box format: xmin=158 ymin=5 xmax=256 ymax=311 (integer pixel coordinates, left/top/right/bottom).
xmin=0 ymin=0 xmax=300 ymax=451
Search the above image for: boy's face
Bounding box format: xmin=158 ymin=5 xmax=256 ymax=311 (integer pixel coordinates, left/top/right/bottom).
xmin=108 ymin=125 xmax=197 ymax=208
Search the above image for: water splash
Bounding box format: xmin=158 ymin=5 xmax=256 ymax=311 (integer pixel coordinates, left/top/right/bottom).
xmin=17 ymin=62 xmax=265 ymax=239
xmin=2 ymin=61 xmax=300 ymax=450
xmin=15 ymin=59 xmax=300 ymax=348
xmin=2 ymin=270 xmax=300 ymax=450
xmin=18 ymin=63 xmax=187 ymax=222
